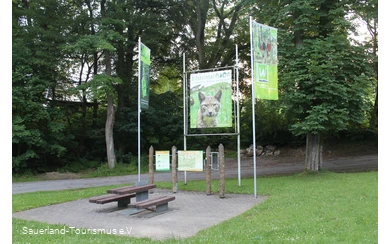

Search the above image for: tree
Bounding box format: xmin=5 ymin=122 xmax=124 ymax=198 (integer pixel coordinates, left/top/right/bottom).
xmin=12 ymin=0 xmax=377 ymax=173
xmin=277 ymin=0 xmax=374 ymax=171
xmin=72 ymin=0 xmax=123 ymax=169
xmin=180 ymin=0 xmax=249 ymax=69
xmin=12 ymin=0 xmax=78 ymax=171
xmin=350 ymin=0 xmax=378 ymax=131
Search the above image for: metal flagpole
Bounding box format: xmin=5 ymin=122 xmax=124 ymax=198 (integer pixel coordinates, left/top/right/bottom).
xmin=183 ymin=53 xmax=187 ymax=184
xmin=236 ymin=44 xmax=241 ymax=187
xmin=249 ymin=16 xmax=257 ymax=198
xmin=137 ymin=36 xmax=141 ymax=182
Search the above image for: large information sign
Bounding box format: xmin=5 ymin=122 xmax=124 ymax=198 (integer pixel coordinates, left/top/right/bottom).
xmin=178 ymin=150 xmax=203 ymax=172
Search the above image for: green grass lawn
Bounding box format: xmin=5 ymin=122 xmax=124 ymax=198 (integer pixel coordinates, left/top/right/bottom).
xmin=12 ymin=171 xmax=378 ymax=243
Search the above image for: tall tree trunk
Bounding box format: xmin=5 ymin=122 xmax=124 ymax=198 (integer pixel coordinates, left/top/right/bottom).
xmin=104 ymin=51 xmax=116 ymax=169
xmin=87 ymin=0 xmax=99 ymax=128
xmin=80 ymin=94 xmax=87 ymax=155
xmin=104 ymin=50 xmax=116 ymax=169
xmin=106 ymin=93 xmax=116 ymax=169
xmin=102 ymin=0 xmax=116 ymax=169
xmin=92 ymin=53 xmax=98 ymax=128
xmin=293 ymin=4 xmax=325 ymax=172
xmin=194 ymin=0 xmax=209 ymax=69
xmin=305 ymin=133 xmax=322 ymax=172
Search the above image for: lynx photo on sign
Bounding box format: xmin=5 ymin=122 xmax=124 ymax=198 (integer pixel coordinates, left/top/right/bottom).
xmin=190 ymin=70 xmax=232 ymax=128
xmin=155 ymin=151 xmax=170 ymax=172
xmin=178 ymin=150 xmax=203 ymax=172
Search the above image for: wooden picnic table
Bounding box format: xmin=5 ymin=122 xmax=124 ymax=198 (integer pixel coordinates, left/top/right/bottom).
xmin=107 ymin=184 xmax=156 ymax=201
xmin=89 ymin=183 xmax=175 ymax=213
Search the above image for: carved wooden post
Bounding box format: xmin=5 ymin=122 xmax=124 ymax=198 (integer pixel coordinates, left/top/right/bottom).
xmin=171 ymin=145 xmax=178 ymax=193
xmin=149 ymin=146 xmax=154 ymax=185
xmin=219 ymin=143 xmax=225 ymax=198
xmin=206 ymin=146 xmax=211 ymax=195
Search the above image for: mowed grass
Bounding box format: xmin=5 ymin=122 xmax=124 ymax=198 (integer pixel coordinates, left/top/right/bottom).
xmin=12 ymin=171 xmax=378 ymax=243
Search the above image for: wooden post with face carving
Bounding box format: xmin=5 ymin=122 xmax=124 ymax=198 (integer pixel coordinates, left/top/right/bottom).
xmin=219 ymin=143 xmax=225 ymax=198
xmin=206 ymin=146 xmax=211 ymax=195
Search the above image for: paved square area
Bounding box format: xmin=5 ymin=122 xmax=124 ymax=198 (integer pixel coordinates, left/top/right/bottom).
xmin=13 ymin=189 xmax=267 ymax=240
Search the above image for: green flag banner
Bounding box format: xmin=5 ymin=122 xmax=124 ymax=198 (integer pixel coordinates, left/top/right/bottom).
xmin=251 ymin=21 xmax=278 ymax=100
xmin=140 ymin=43 xmax=151 ymax=109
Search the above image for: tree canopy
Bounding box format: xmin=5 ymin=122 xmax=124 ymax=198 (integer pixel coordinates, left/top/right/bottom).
xmin=12 ymin=0 xmax=377 ymax=173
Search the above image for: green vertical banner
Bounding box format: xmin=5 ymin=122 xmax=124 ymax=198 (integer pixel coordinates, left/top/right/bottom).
xmin=251 ymin=21 xmax=278 ymax=100
xmin=140 ymin=42 xmax=151 ymax=109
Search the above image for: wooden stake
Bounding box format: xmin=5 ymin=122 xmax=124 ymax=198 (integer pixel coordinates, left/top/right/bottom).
xmin=206 ymin=146 xmax=211 ymax=195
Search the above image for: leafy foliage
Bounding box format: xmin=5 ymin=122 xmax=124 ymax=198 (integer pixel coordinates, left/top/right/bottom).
xmin=279 ymin=30 xmax=373 ymax=137
xmin=12 ymin=0 xmax=377 ymax=173
xmin=80 ymin=74 xmax=123 ymax=98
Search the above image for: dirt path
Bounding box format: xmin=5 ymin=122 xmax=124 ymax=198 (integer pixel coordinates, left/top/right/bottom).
xmin=35 ymin=142 xmax=377 ymax=181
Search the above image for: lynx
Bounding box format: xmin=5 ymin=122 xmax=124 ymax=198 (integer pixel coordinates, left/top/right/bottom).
xmin=196 ymin=90 xmax=222 ymax=128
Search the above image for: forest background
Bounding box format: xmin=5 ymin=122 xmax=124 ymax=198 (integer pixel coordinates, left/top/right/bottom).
xmin=11 ymin=0 xmax=379 ymax=175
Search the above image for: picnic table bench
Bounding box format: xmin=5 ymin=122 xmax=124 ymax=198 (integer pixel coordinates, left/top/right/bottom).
xmin=89 ymin=193 xmax=136 ymax=208
xmin=130 ymin=195 xmax=175 ymax=212
xmin=107 ymin=184 xmax=156 ymax=202
xmin=89 ymin=183 xmax=175 ymax=212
